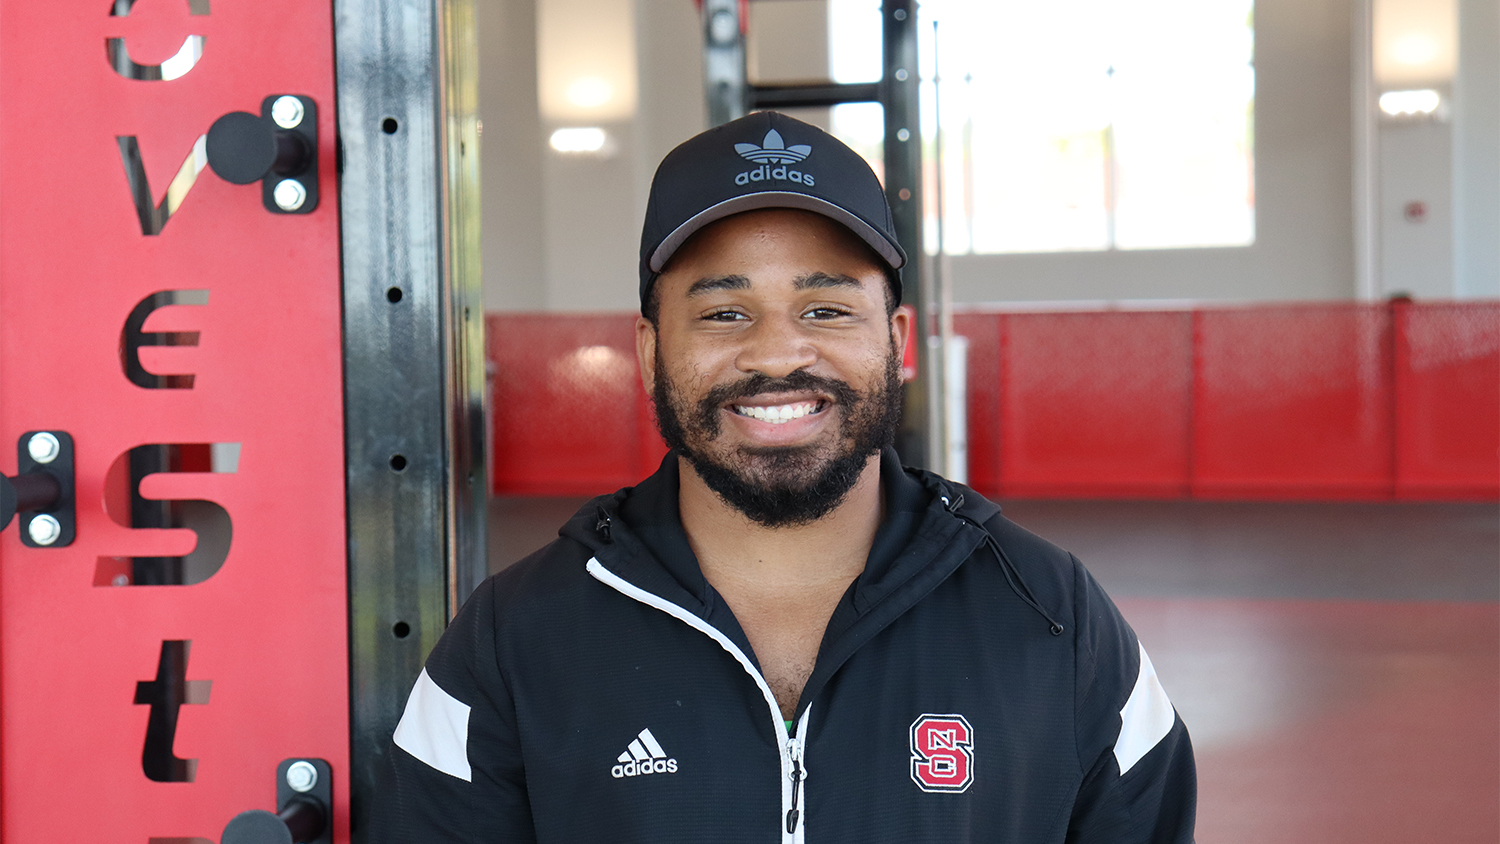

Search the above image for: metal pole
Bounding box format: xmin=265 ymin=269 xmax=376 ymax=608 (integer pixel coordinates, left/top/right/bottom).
xmin=884 ymin=0 xmax=930 ymax=469
xmin=1104 ymin=66 xmax=1118 ymax=250
xmin=703 ymin=0 xmax=748 ymax=126
xmin=931 ymin=19 xmax=951 ymax=477
xmin=334 ymin=0 xmax=486 ymax=837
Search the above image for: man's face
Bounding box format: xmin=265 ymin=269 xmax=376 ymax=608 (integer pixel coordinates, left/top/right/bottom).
xmin=636 ymin=209 xmax=910 ymax=527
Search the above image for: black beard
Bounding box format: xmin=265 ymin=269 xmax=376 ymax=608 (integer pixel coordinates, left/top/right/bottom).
xmin=653 ymin=342 xmax=903 ymax=528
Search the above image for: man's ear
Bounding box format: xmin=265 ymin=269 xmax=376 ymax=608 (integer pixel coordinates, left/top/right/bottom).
xmin=635 ymin=316 xmax=658 ymax=397
xmin=889 ymin=303 xmax=913 ymax=366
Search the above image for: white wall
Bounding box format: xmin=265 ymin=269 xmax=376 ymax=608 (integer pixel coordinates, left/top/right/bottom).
xmin=478 ymin=0 xmax=703 ymax=312
xmin=1380 ymin=119 xmax=1455 ymax=298
xmin=1452 ymin=0 xmax=1500 ymax=297
xmin=478 ymin=0 xmax=546 ymax=310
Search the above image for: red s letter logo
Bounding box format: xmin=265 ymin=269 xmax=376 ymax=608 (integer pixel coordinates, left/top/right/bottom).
xmin=910 ymin=714 xmax=974 ymax=793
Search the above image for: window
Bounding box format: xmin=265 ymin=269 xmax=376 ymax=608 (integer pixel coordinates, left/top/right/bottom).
xmin=829 ymin=0 xmax=1256 ymax=255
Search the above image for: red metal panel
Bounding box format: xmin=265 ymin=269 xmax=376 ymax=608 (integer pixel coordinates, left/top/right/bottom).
xmin=488 ymin=314 xmax=665 ymax=496
xmin=1193 ymin=305 xmax=1394 ymax=498
xmin=0 ymin=1 xmax=348 ymax=841
xmin=998 ymin=311 xmax=1193 ymax=498
xmin=954 ymin=313 xmax=1002 ymax=496
xmin=1394 ymin=301 xmax=1500 ymax=498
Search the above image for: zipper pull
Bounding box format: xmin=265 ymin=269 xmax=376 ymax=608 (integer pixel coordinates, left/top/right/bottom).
xmin=785 ymin=737 xmax=805 ymax=834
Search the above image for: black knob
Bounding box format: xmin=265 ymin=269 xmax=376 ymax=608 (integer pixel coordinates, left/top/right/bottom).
xmin=0 ymin=472 xmax=61 ymax=531
xmin=222 ymin=797 xmax=326 ymax=844
xmin=207 ymin=112 xmax=312 ymax=185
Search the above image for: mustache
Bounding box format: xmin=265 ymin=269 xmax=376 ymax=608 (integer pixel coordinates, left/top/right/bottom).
xmin=695 ymin=370 xmax=861 ymax=432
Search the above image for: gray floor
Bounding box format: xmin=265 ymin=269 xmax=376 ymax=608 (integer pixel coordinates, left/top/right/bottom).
xmin=490 ymin=496 xmax=1499 ymax=602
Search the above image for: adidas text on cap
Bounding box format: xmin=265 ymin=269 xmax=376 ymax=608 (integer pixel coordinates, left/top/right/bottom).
xmin=639 ymin=111 xmax=907 ymax=309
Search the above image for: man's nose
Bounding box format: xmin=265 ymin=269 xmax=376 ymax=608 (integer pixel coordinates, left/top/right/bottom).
xmin=734 ymin=314 xmax=817 ymax=378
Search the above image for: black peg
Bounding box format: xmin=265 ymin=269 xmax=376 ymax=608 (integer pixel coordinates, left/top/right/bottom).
xmin=0 ymin=472 xmax=61 ymax=529
xmin=206 ymin=112 xmax=311 ymax=185
xmin=202 ymin=95 xmax=319 ymax=214
xmin=221 ymin=758 xmax=333 ymax=844
xmin=221 ymin=798 xmax=326 ymax=844
xmin=1 ymin=432 xmax=75 ymax=547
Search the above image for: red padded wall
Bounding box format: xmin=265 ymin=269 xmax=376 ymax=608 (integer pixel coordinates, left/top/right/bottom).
xmin=488 ymin=314 xmax=666 ymax=495
xmin=997 ymin=311 xmax=1193 ymax=498
xmin=1394 ymin=301 xmax=1500 ymax=498
xmin=954 ymin=313 xmax=1002 ymax=495
xmin=488 ymin=302 xmax=1498 ymax=502
xmin=1192 ymin=305 xmax=1395 ymax=499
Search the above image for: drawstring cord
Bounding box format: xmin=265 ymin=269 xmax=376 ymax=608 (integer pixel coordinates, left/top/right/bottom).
xmin=940 ymin=493 xmax=1065 ymax=636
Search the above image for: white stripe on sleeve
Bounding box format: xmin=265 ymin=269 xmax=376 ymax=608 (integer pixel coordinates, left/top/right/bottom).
xmin=1113 ymin=643 xmax=1176 ymax=776
xmin=393 ymin=668 xmax=473 ymax=782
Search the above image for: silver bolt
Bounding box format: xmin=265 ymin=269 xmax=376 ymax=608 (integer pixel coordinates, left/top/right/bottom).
xmin=897 ymin=128 xmax=911 ymax=142
xmin=895 ymin=68 xmax=909 ymax=82
xmin=709 ymin=10 xmax=737 ymax=44
xmin=27 ymin=432 xmax=60 ymax=464
xmin=286 ymin=760 xmax=318 ymax=793
xmin=272 ymin=96 xmax=305 ymax=129
xmin=894 ymin=8 xmax=907 ymax=20
xmin=28 ymin=514 xmax=61 ymax=546
xmin=273 ymin=179 xmax=307 ymax=211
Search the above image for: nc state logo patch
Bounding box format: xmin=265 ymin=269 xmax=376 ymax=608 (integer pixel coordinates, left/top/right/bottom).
xmin=910 ymin=713 xmax=974 ymax=793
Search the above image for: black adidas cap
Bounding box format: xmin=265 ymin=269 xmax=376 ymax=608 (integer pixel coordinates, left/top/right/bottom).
xmin=639 ymin=111 xmax=906 ymax=309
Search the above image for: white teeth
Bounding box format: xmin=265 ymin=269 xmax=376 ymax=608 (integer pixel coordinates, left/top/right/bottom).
xmin=735 ymin=401 xmax=819 ymax=424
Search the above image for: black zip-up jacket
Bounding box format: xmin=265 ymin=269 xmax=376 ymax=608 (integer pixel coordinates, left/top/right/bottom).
xmin=374 ymin=450 xmax=1196 ymax=843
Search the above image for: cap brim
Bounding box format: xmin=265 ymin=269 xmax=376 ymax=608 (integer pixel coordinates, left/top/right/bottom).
xmin=648 ymin=191 xmax=906 ymax=274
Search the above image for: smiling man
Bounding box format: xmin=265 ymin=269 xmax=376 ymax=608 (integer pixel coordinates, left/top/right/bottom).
xmin=375 ymin=112 xmax=1197 ymax=844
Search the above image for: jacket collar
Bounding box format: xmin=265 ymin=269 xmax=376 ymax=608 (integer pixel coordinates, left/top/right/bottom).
xmin=564 ymin=448 xmax=1004 ymax=718
xmin=567 ymin=447 xmax=995 ymax=622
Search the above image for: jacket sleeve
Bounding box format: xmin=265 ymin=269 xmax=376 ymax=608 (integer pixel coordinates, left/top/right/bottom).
xmin=1065 ymin=556 xmax=1197 ymax=844
xmin=370 ymin=577 xmax=537 ymax=844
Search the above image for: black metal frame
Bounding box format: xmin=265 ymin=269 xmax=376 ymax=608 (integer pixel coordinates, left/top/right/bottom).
xmin=702 ymin=0 xmax=930 ymax=467
xmin=334 ymin=0 xmax=485 ymax=839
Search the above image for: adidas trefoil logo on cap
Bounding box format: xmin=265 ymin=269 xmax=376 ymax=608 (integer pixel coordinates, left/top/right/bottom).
xmin=610 ymin=728 xmax=679 ymax=778
xmin=733 ymin=129 xmax=815 ymax=187
xmin=735 ymin=129 xmax=811 ymax=164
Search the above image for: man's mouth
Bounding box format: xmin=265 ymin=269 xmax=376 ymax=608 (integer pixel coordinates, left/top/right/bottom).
xmin=730 ymin=399 xmax=828 ymax=424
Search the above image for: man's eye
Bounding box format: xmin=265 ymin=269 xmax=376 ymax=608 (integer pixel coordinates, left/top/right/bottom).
xmin=806 ymin=307 xmax=850 ymax=320
xmin=703 ymin=310 xmax=746 ymax=322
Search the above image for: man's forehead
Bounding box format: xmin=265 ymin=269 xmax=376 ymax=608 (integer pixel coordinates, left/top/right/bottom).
xmin=684 ymin=272 xmax=869 ymax=298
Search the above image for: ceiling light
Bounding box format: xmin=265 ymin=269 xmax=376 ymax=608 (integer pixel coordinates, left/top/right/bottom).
xmin=549 ymin=127 xmax=609 ymax=154
xmin=1379 ymin=89 xmax=1441 ymax=117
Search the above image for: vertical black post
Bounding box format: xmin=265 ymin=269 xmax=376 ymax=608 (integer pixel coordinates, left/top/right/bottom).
xmin=702 ymin=0 xmax=747 ymax=126
xmin=335 ymin=0 xmax=485 ymax=839
xmin=883 ymin=0 xmax=929 ymax=468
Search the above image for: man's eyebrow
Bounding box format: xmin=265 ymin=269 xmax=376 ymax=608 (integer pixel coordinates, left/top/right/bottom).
xmin=686 ymin=275 xmax=750 ymax=297
xmin=794 ymin=272 xmax=865 ymax=291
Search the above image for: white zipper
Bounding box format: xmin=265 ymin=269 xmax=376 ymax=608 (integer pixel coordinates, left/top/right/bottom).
xmin=785 ymin=707 xmax=811 ymax=843
xmin=588 ymin=559 xmax=811 ymax=843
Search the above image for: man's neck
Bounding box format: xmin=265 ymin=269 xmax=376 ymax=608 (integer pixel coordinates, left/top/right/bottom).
xmin=677 ymin=454 xmax=884 ymax=596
